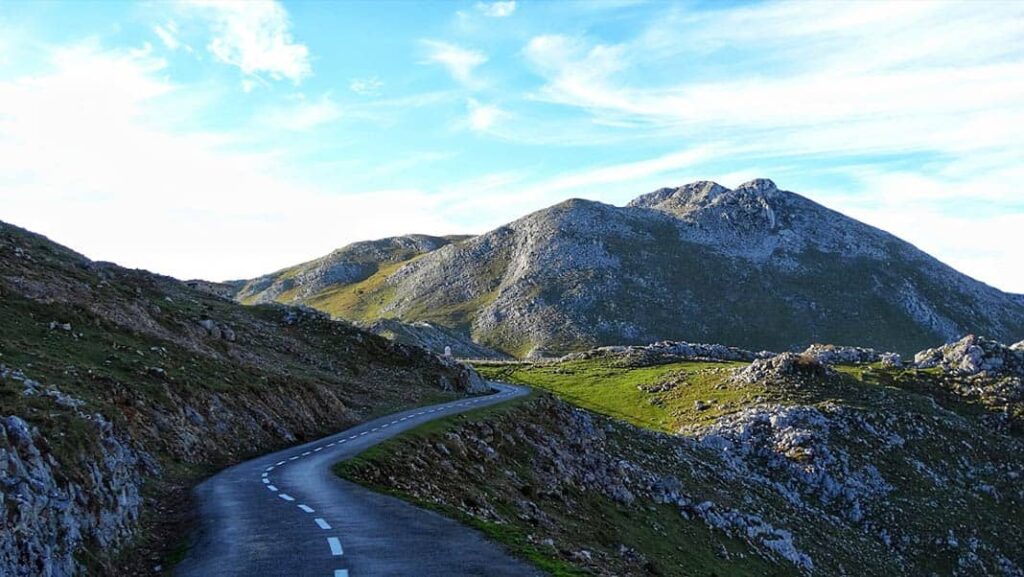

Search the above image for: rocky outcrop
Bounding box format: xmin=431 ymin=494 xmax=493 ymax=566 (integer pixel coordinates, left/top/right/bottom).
xmin=1 ymin=368 xmax=154 ymax=577
xmin=802 ymin=344 xmax=901 ymax=367
xmin=561 ymin=340 xmax=772 ymax=366
xmin=697 ymin=404 xmax=893 ymax=524
xmin=913 ymin=336 xmax=1024 ymax=430
xmin=732 ymin=353 xmax=838 ymax=387
xmin=914 ymin=335 xmax=1024 ymax=377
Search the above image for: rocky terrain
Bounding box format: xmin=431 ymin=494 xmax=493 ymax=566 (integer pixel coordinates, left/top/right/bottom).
xmin=913 ymin=335 xmax=1024 ymax=431
xmin=0 ymin=220 xmax=484 ymax=575
xmin=560 ymin=340 xmax=773 ymax=367
xmin=233 ymin=179 xmax=1024 ymax=358
xmin=342 ymin=337 xmax=1024 ymax=576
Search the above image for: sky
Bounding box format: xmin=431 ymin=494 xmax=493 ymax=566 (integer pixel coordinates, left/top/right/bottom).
xmin=0 ymin=1 xmax=1022 ymax=292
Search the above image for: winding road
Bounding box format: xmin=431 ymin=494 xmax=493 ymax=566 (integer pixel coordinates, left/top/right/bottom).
xmin=175 ymin=382 xmax=541 ymax=577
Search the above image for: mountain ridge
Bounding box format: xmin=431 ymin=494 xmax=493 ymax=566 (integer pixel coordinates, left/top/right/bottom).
xmin=232 ymin=179 xmax=1024 ymax=357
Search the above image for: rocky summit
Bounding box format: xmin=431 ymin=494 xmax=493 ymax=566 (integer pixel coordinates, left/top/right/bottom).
xmin=233 ymin=179 xmax=1024 ymax=358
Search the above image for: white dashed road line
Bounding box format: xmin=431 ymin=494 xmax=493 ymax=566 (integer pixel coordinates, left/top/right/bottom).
xmin=255 ymin=388 xmax=519 ymax=577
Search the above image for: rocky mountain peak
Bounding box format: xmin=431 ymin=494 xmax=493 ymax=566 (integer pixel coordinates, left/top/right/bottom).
xmin=627 ymin=180 xmax=728 ymax=210
xmin=735 ymin=178 xmax=779 ymax=197
xmin=627 ymin=178 xmax=784 ymax=220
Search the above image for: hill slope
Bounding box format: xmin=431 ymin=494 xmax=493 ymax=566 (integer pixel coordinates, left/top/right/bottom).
xmin=234 ymin=179 xmax=1024 ymax=357
xmin=341 ymin=343 xmax=1024 ymax=576
xmin=0 ymin=220 xmax=483 ymax=575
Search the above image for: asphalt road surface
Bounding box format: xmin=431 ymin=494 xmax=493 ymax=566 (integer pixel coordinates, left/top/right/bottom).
xmin=176 ymin=382 xmax=542 ymax=577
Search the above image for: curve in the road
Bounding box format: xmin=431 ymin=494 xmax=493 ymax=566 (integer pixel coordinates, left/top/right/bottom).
xmin=176 ymin=382 xmax=542 ymax=577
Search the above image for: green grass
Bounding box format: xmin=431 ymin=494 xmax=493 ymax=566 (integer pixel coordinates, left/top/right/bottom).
xmin=305 ymin=259 xmax=408 ymax=321
xmin=476 ymin=359 xmax=752 ymax=433
xmin=402 ymin=289 xmax=499 ymax=332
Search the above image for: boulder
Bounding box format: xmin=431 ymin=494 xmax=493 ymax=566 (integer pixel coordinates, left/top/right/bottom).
xmin=914 ymin=335 xmax=1024 ymax=377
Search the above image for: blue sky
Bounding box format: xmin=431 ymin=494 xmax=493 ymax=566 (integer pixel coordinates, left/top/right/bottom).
xmin=1 ymin=1 xmax=1022 ymax=291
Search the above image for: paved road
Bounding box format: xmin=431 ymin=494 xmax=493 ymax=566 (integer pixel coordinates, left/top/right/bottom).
xmin=176 ymin=382 xmax=541 ymax=577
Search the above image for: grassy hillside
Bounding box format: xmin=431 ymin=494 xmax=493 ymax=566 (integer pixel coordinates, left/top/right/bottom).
xmin=341 ymin=355 xmax=1024 ymax=576
xmin=0 ymin=221 xmax=480 ymax=575
xmin=338 ymin=393 xmax=795 ymax=577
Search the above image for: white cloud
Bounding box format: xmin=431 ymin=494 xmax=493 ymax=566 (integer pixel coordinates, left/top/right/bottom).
xmin=0 ymin=42 xmax=456 ymax=281
xmin=186 ymin=0 xmax=311 ymax=84
xmin=466 ymin=98 xmax=503 ymax=131
xmin=476 ymin=1 xmax=516 ymax=18
xmin=349 ymin=76 xmax=383 ymax=95
xmin=421 ymin=40 xmax=487 ymax=86
xmin=261 ymin=94 xmax=340 ymax=131
xmin=153 ymin=22 xmax=181 ymax=50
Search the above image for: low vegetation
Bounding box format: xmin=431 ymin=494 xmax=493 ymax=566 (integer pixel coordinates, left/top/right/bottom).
xmin=341 ymin=354 xmax=1024 ymax=576
xmin=0 ymin=221 xmax=480 ymax=575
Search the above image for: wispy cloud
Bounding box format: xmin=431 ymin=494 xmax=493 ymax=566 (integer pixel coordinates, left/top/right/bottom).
xmin=476 ymin=1 xmax=516 ymax=18
xmin=349 ymin=76 xmax=383 ymax=96
xmin=421 ymin=40 xmax=487 ymax=87
xmin=466 ymin=98 xmax=504 ymax=132
xmin=260 ymin=94 xmax=340 ymax=131
xmin=153 ymin=21 xmax=181 ymax=50
xmin=523 ymin=2 xmax=1024 ymax=159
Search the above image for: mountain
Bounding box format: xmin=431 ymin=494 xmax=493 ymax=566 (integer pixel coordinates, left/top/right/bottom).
xmin=234 ymin=234 xmax=471 ymax=309
xmin=0 ymin=220 xmax=483 ymax=575
xmin=233 ymin=179 xmax=1024 ymax=357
